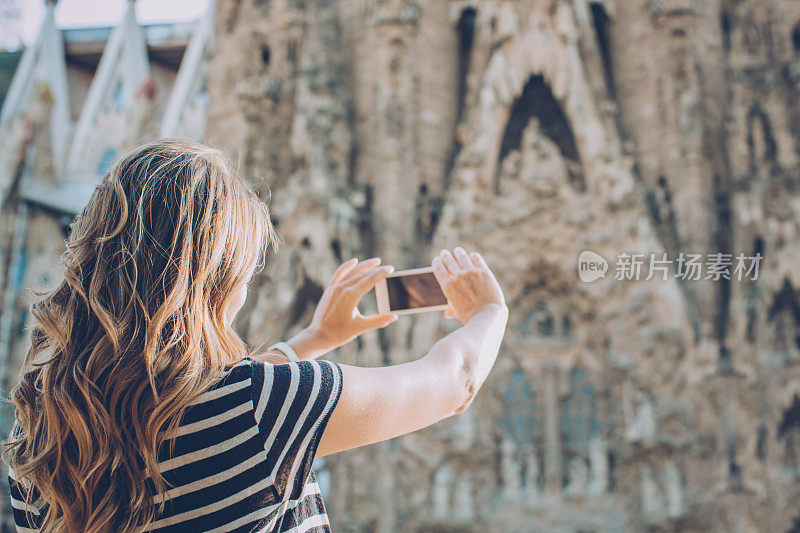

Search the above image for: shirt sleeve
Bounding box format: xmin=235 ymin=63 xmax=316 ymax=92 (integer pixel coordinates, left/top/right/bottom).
xmin=249 ymin=358 xmax=343 ymax=501
xmin=7 ymin=421 xmax=45 ymax=531
xmin=8 ymin=467 xmax=45 ymax=531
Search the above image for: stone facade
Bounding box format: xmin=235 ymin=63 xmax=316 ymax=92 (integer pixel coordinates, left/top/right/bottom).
xmin=2 ymin=0 xmax=800 ymax=531
xmin=204 ymin=1 xmax=800 ymax=531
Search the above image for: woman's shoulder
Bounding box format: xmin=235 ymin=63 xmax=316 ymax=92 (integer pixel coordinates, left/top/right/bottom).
xmin=221 ymin=356 xmax=258 ymax=375
xmin=209 ymin=356 xmax=344 ymax=416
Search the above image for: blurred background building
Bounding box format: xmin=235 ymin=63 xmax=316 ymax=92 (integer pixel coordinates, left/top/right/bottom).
xmin=1 ymin=0 xmax=800 ymax=531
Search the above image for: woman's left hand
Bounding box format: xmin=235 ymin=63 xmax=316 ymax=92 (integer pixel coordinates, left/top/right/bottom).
xmin=295 ymin=257 xmax=399 ymax=357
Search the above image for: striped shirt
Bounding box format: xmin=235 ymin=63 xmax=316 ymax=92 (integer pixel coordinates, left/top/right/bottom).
xmin=8 ymin=357 xmax=344 ymax=532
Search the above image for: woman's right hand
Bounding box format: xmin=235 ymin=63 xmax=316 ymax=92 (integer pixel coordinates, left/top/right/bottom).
xmin=302 ymin=257 xmax=398 ymax=354
xmin=432 ymin=247 xmax=506 ymax=325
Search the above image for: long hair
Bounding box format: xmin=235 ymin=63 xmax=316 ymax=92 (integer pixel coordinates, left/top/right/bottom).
xmin=3 ymin=138 xmax=280 ymax=532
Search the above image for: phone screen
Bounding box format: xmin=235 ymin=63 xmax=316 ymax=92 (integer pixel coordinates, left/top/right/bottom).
xmin=386 ymin=271 xmax=447 ymax=311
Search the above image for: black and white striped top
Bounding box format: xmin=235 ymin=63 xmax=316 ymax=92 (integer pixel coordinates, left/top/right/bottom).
xmin=8 ymin=357 xmax=344 ymax=532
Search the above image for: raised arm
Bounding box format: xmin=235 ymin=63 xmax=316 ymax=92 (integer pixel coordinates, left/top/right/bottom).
xmin=316 ymin=247 xmax=508 ymax=458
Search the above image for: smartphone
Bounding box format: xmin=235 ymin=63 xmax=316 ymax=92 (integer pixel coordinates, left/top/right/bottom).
xmin=374 ymin=266 xmax=449 ymax=315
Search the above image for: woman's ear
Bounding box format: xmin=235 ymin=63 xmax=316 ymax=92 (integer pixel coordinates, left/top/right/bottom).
xmin=224 ymin=283 xmax=249 ymax=326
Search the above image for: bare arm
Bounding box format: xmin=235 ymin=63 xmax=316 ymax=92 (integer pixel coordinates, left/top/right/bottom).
xmin=317 ymin=248 xmax=508 ymax=458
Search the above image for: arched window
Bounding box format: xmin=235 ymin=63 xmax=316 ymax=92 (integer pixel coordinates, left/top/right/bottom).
xmin=502 ymin=367 xmax=538 ymax=447
xmin=791 ymin=21 xmax=800 ymax=52
xmin=768 ymin=279 xmax=800 ymax=362
xmin=519 ymin=301 xmax=573 ymax=340
xmin=746 ymin=103 xmax=777 ymax=175
xmin=561 ymin=366 xmax=600 ymax=488
xmin=590 ymin=2 xmax=616 ymax=98
xmin=500 ymin=367 xmax=540 ymax=491
xmin=455 ymin=7 xmax=476 ymax=124
xmin=778 ymin=395 xmax=800 ymax=476
xmin=562 ymin=367 xmax=600 ymax=449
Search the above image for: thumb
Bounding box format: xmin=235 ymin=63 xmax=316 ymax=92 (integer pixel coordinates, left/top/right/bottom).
xmin=359 ymin=313 xmax=399 ymax=330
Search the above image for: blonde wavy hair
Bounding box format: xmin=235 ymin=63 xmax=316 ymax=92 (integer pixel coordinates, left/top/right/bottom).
xmin=3 ymin=138 xmax=281 ymax=532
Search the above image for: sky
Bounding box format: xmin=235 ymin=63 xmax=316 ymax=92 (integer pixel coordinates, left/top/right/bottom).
xmin=10 ymin=0 xmax=208 ymax=47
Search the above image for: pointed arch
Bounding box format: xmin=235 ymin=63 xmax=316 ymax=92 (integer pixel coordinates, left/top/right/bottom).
xmin=768 ymin=278 xmax=800 ymax=359
xmin=494 ymin=75 xmax=584 ymax=194
xmin=746 ymin=102 xmax=777 ymax=175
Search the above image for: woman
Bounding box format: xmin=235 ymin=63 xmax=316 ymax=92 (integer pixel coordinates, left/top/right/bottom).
xmin=3 ymin=139 xmax=508 ymax=532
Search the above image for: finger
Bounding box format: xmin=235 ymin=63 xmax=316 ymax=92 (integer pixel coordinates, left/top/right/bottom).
xmin=471 ymin=251 xmax=491 ymax=273
xmin=471 ymin=251 xmax=500 ymax=286
xmin=338 ymin=257 xmax=381 ymax=283
xmin=341 ymin=263 xmax=390 ymax=287
xmin=431 ymin=257 xmax=452 ymax=288
xmin=470 ymin=251 xmax=481 ymax=268
xmin=343 ymin=265 xmax=394 ymax=300
xmin=357 ymin=313 xmax=398 ymax=330
xmin=330 ymin=258 xmax=358 ymax=284
xmin=453 ymin=247 xmax=472 ymax=270
xmin=440 ymin=249 xmax=461 ymax=275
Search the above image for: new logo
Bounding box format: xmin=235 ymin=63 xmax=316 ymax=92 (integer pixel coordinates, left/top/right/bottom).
xmin=578 ymin=250 xmax=608 ymax=282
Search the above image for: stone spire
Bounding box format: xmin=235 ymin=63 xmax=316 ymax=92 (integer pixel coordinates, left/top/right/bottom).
xmin=160 ymin=0 xmax=215 ymax=138
xmin=0 ymin=0 xmax=71 ymax=169
xmin=64 ymin=0 xmax=150 ymax=176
